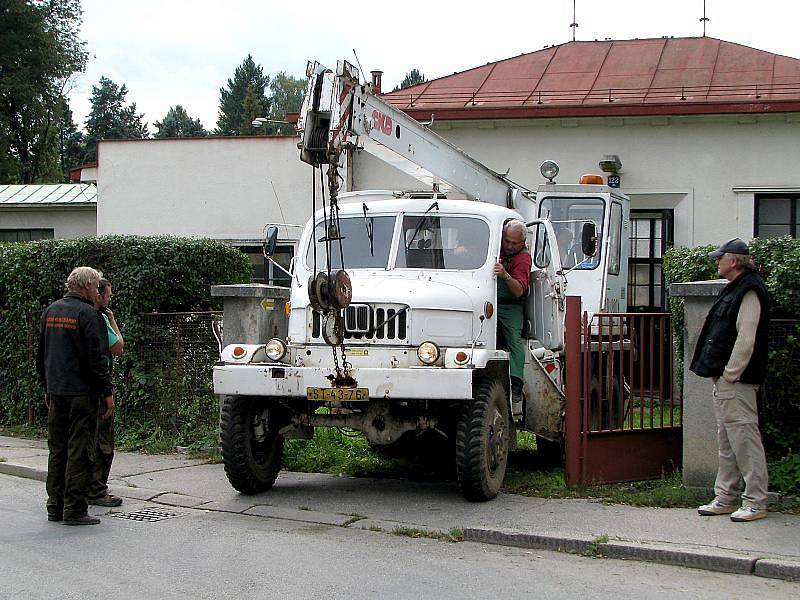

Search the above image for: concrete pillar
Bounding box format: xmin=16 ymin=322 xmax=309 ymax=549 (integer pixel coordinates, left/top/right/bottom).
xmin=210 ymin=284 xmax=290 ymax=346
xmin=669 ymin=279 xmax=727 ymax=490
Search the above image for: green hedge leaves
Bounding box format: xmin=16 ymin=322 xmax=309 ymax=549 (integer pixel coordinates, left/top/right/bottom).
xmin=0 ymin=236 xmax=252 ymax=426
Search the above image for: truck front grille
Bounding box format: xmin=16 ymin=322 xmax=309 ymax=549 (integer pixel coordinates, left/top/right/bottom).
xmin=310 ymin=304 xmax=408 ymax=341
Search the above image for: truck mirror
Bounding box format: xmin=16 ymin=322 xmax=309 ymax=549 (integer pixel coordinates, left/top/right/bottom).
xmin=581 ymin=222 xmax=597 ymax=257
xmin=263 ymin=225 xmax=279 ymax=257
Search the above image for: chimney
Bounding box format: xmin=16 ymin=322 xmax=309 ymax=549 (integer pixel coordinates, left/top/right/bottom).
xmin=370 ymin=70 xmax=383 ymax=94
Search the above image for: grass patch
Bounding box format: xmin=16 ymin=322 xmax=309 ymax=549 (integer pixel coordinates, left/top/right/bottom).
xmin=341 ymin=515 xmax=366 ymax=527
xmin=392 ymin=526 xmax=464 ymax=543
xmin=0 ymin=424 xmax=47 ymax=439
xmin=282 ymin=427 xmax=451 ymax=481
xmin=584 ymin=534 xmax=610 ymax=557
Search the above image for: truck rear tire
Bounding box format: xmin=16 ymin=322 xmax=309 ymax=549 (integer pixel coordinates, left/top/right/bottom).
xmin=219 ymin=395 xmax=284 ymax=494
xmin=455 ymin=378 xmax=510 ymax=501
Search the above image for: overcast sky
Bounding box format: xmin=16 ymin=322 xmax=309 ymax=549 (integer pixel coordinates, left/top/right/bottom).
xmin=68 ymin=0 xmax=800 ymax=132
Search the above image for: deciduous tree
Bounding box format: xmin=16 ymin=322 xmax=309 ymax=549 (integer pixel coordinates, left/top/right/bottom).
xmin=0 ymin=0 xmax=88 ymax=182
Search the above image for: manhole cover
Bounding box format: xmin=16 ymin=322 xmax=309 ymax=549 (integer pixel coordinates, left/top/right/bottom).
xmin=110 ymin=507 xmax=185 ymax=522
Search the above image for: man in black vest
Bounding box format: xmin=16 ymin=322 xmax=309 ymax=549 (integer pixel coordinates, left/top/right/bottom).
xmin=691 ymin=239 xmax=769 ymax=522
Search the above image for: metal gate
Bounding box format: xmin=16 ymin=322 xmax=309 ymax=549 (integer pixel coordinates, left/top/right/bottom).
xmin=564 ymin=297 xmax=682 ymax=485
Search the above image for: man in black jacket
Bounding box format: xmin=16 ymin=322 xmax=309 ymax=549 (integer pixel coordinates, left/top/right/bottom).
xmin=691 ymin=239 xmax=769 ymax=522
xmin=36 ymin=267 xmax=114 ymax=526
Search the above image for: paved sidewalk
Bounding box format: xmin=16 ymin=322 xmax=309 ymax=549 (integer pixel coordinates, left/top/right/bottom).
xmin=2 ymin=435 xmax=798 ymax=582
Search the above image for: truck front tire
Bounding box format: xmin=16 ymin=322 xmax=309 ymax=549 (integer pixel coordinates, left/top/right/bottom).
xmin=455 ymin=378 xmax=510 ymax=501
xmin=219 ymin=395 xmax=284 ymax=494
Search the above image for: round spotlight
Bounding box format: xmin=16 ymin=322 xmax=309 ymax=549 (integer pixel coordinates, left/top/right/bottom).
xmin=417 ymin=341 xmax=440 ymax=365
xmin=540 ymin=160 xmax=560 ymax=182
xmin=454 ymin=351 xmax=470 ymax=365
xmin=265 ymin=338 xmax=287 ymax=361
xmin=232 ymin=346 xmax=246 ymax=359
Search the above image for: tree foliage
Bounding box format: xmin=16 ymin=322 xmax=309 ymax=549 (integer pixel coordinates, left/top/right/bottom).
xmin=154 ymin=105 xmax=207 ymax=138
xmin=216 ymin=55 xmax=269 ymax=136
xmin=262 ymin=72 xmax=306 ymax=135
xmin=394 ymin=69 xmax=427 ymax=91
xmin=0 ymin=0 xmax=88 ymax=182
xmin=82 ymin=76 xmax=149 ymax=162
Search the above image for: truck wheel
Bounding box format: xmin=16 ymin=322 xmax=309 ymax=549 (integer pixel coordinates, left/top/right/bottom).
xmin=219 ymin=395 xmax=284 ymax=494
xmin=455 ymin=378 xmax=510 ymax=501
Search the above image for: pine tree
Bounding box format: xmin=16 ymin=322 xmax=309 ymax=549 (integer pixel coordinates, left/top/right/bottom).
xmin=394 ymin=69 xmax=427 ymax=91
xmin=83 ymin=77 xmax=148 ymax=162
xmin=216 ymin=55 xmax=269 ymax=135
xmin=154 ymin=105 xmax=207 ymax=138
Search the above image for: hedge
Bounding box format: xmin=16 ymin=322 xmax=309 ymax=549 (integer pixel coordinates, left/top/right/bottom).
xmin=663 ymin=236 xmax=800 ymax=454
xmin=0 ymin=236 xmax=252 ymax=428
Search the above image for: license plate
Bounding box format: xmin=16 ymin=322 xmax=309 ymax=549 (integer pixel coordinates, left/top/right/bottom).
xmin=306 ymin=387 xmax=369 ymax=401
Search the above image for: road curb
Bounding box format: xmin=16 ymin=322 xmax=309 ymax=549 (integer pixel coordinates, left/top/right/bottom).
xmin=463 ymin=528 xmax=799 ymax=581
xmin=0 ymin=462 xmax=46 ymax=482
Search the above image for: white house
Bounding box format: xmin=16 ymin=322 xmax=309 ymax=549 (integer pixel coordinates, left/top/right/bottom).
xmin=64 ymin=36 xmax=800 ymax=302
xmin=0 ymin=184 xmax=96 ymax=242
xmin=365 ymin=36 xmax=800 ymax=310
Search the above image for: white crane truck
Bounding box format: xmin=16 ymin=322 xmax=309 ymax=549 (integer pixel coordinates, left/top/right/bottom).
xmin=213 ymin=60 xmax=630 ymax=501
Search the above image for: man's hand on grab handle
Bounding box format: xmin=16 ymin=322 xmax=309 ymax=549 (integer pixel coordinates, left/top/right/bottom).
xmin=102 ymin=394 xmax=115 ymax=421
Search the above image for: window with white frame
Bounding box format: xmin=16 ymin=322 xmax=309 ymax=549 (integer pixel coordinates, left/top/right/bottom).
xmin=755 ymin=195 xmax=799 ymax=238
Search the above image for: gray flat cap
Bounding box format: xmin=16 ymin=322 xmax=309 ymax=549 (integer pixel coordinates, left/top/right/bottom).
xmin=709 ymin=238 xmax=749 ymax=260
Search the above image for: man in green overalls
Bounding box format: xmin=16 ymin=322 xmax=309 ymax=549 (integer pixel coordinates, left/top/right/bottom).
xmin=88 ymin=277 xmax=125 ymax=507
xmin=493 ymin=220 xmax=531 ymax=405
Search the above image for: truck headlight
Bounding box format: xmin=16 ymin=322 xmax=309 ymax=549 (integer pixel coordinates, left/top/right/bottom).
xmin=417 ymin=341 xmax=440 ymax=365
xmin=265 ymin=338 xmax=287 ymax=361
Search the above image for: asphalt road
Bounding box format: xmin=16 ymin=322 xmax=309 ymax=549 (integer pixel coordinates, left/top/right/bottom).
xmin=2 ymin=474 xmax=797 ymax=600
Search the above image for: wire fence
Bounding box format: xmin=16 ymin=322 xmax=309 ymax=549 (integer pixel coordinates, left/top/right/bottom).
xmin=121 ymin=311 xmax=222 ymax=438
xmin=763 ymin=318 xmax=800 ymax=454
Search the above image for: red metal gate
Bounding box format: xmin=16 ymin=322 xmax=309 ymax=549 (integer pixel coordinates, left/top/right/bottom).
xmin=564 ymin=296 xmax=682 ymax=485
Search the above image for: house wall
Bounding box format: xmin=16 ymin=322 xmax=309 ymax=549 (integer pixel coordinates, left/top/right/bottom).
xmin=352 ymin=113 xmax=800 ymax=247
xmin=0 ymin=207 xmax=96 ymax=239
xmin=97 ymin=137 xmax=313 ymax=241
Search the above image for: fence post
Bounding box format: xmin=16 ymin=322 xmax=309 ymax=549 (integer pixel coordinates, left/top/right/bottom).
xmin=564 ymin=296 xmax=582 ymax=485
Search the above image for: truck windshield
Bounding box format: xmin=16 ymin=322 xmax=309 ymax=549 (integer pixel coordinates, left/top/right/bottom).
xmin=395 ymin=216 xmax=490 ymax=270
xmin=536 ymin=197 xmax=604 ymax=270
xmin=305 ymin=216 xmax=395 ymax=269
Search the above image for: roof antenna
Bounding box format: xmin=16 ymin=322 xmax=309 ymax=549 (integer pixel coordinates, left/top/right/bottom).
xmin=570 ymin=0 xmax=578 ymax=42
xmin=699 ymin=0 xmax=710 ymax=37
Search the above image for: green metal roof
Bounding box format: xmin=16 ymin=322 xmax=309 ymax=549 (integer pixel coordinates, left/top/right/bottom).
xmin=0 ymin=184 xmax=96 ymax=205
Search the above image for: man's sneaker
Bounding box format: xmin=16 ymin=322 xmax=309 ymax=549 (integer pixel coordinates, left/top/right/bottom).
xmin=697 ymin=499 xmax=737 ymax=516
xmin=88 ymin=494 xmax=123 ymax=507
xmin=63 ymin=514 xmax=101 ymax=526
xmin=730 ymin=506 xmax=767 ymax=522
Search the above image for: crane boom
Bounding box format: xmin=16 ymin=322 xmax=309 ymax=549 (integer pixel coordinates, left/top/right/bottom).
xmin=298 ymin=60 xmax=531 ymax=207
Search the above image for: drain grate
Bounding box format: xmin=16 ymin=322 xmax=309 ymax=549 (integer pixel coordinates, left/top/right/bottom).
xmin=110 ymin=507 xmax=185 ymax=522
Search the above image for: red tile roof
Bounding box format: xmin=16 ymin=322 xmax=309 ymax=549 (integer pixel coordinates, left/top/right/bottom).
xmin=382 ymin=37 xmax=800 ymax=120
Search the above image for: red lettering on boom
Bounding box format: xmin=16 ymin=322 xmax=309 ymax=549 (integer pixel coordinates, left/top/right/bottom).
xmin=371 ymin=110 xmax=393 ymax=136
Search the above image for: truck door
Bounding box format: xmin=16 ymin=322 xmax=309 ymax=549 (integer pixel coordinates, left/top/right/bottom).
xmin=526 ymin=219 xmax=566 ymax=351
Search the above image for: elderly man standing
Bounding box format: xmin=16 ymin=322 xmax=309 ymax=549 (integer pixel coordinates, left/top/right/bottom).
xmin=36 ymin=267 xmax=114 ymax=526
xmin=692 ymin=239 xmax=770 ymax=522
xmin=493 ymin=220 xmax=531 ymax=406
